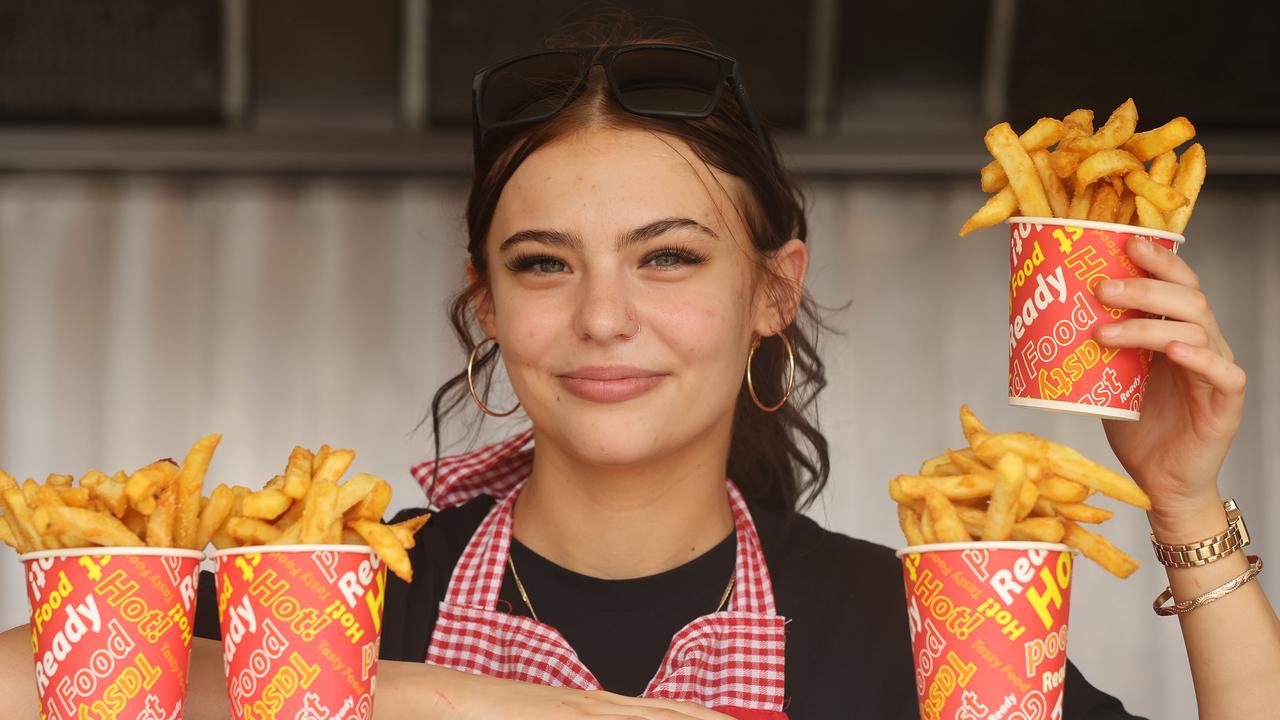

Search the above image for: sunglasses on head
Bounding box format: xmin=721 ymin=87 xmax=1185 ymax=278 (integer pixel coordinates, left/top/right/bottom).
xmin=471 ymin=43 xmax=770 ymax=171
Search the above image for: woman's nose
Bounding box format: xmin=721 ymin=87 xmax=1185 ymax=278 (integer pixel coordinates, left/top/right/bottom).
xmin=572 ymin=275 xmax=639 ymax=342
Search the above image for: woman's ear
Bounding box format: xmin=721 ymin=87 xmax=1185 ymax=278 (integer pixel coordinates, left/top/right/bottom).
xmin=467 ymin=258 xmax=498 ymax=338
xmin=752 ymin=238 xmax=809 ymax=336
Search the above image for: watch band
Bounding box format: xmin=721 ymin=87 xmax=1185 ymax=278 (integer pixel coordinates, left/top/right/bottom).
xmin=1150 ymin=498 xmax=1250 ymax=568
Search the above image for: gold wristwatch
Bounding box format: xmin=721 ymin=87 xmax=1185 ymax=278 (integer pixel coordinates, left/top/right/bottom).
xmin=1151 ymin=498 xmax=1250 ymax=568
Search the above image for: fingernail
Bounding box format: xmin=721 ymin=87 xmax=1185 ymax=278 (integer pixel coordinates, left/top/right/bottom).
xmin=1129 ymin=237 xmax=1150 ymax=254
xmin=1097 ymin=324 xmax=1120 ymax=340
xmin=1099 ymin=279 xmax=1124 ymax=296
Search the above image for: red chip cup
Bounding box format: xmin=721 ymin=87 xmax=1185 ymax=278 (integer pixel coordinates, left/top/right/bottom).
xmin=20 ymin=547 xmax=203 ymax=720
xmin=896 ymin=542 xmax=1074 ymax=720
xmin=211 ymin=544 xmax=388 ymax=720
xmin=1006 ymin=216 xmax=1185 ymax=420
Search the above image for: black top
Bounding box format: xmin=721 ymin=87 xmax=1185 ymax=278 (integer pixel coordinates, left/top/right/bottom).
xmin=501 ymin=532 xmax=739 ymax=696
xmin=194 ymin=496 xmax=1146 ymax=719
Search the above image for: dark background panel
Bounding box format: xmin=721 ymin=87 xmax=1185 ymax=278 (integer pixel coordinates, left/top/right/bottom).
xmin=427 ymin=0 xmax=811 ymax=131
xmin=251 ymin=0 xmax=401 ymax=130
xmin=0 ymin=0 xmax=222 ymax=124
xmin=837 ymin=0 xmax=989 ymax=131
xmin=1008 ymin=1 xmax=1280 ymax=132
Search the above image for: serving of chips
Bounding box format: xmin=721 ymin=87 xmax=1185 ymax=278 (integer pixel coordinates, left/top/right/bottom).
xmin=0 ymin=434 xmax=222 ymax=553
xmin=209 ymin=443 xmax=428 ymax=582
xmin=0 ymin=435 xmax=427 ymax=582
xmin=890 ymin=406 xmax=1150 ymax=578
xmin=960 ymin=99 xmax=1206 ymax=236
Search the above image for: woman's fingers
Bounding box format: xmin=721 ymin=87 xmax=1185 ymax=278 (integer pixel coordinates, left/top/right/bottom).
xmin=1094 ymin=275 xmax=1232 ymax=358
xmin=1095 ymin=237 xmax=1240 ymax=367
xmin=1124 ymin=235 xmax=1199 ymax=288
xmin=1166 ymin=341 xmax=1248 ymax=398
xmin=1096 ymin=277 xmax=1211 ymax=326
xmin=1095 ymin=318 xmax=1211 ymax=353
xmin=1097 ymin=236 xmax=1204 ymax=323
xmin=1095 ymin=276 xmax=1235 ymax=363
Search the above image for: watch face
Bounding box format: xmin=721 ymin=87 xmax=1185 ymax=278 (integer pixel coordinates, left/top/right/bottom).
xmin=1225 ymin=499 xmax=1250 ymax=547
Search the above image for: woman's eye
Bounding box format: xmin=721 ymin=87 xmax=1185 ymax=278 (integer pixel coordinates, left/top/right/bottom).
xmin=649 ymin=252 xmax=683 ymax=268
xmin=531 ymin=258 xmax=566 ymax=273
xmin=507 ymin=255 xmax=568 ymax=274
xmin=644 ymin=247 xmax=709 ymax=269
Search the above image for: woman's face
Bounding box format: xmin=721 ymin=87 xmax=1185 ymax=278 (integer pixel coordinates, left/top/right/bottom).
xmin=476 ymin=125 xmax=807 ymax=466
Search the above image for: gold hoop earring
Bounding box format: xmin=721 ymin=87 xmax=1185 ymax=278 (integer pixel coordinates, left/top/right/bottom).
xmin=746 ymin=332 xmax=795 ymax=413
xmin=467 ymin=337 xmax=521 ymax=417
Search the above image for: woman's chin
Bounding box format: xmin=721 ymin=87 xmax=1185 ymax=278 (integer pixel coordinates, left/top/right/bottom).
xmin=542 ymin=418 xmax=675 ymax=467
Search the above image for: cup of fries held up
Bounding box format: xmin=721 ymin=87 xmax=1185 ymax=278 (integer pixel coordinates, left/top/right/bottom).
xmin=0 ymin=434 xmax=221 ymax=720
xmin=208 ymin=443 xmax=429 ymax=720
xmin=960 ymin=99 xmax=1206 ymax=420
xmin=892 ymin=406 xmax=1150 ymax=720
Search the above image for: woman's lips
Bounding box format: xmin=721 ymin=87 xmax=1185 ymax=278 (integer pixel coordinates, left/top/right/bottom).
xmin=558 ymin=368 xmax=666 ymax=403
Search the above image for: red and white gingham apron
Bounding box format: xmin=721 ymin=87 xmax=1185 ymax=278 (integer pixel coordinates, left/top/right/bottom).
xmin=411 ymin=430 xmax=789 ymax=720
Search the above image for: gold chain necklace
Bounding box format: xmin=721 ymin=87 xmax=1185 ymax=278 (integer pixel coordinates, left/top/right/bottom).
xmin=507 ymin=553 xmax=735 ymax=624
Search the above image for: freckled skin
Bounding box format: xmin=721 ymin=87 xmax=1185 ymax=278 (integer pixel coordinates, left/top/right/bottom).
xmin=474 ymin=126 xmax=808 ymax=468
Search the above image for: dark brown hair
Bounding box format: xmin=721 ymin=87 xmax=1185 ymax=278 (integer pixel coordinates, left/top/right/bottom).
xmin=425 ymin=17 xmax=834 ymax=512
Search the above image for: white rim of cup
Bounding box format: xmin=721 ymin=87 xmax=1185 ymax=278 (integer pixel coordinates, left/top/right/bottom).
xmin=20 ymin=546 xmax=206 ymax=562
xmin=207 ymin=544 xmax=378 ymax=561
xmin=1008 ymin=216 xmax=1186 ymax=244
xmin=895 ymin=541 xmax=1072 ymax=558
xmin=1008 ymin=396 xmax=1140 ymax=421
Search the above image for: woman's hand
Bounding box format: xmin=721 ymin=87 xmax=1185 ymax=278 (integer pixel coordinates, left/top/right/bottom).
xmin=0 ymin=624 xmax=38 ymax=720
xmin=1092 ymin=235 xmax=1246 ymax=526
xmin=379 ymin=659 xmax=736 ymax=720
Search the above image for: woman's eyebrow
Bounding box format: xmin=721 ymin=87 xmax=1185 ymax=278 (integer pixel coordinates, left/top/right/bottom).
xmin=617 ymin=217 xmax=718 ymax=250
xmin=499 ymin=217 xmax=717 ymax=253
xmin=498 ymin=228 xmax=583 ymax=252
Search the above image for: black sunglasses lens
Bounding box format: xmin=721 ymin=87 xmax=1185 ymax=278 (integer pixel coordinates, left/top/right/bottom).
xmin=610 ymin=48 xmax=722 ymax=115
xmin=480 ymin=53 xmax=584 ymax=126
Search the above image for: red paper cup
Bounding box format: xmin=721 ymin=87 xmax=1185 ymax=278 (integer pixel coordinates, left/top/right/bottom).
xmin=20 ymin=547 xmax=204 ymax=720
xmin=211 ymin=544 xmax=388 ymax=720
xmin=1006 ymin=217 xmax=1185 ymax=420
xmin=896 ymin=542 xmax=1074 ymax=720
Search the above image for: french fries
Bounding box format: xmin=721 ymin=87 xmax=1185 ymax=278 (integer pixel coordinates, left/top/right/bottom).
xmin=1077 ymin=149 xmax=1143 ymax=187
xmin=0 ymin=436 xmax=430 ymax=583
xmin=211 ymin=443 xmax=428 ymax=582
xmin=34 ymin=506 xmax=145 ymax=548
xmin=1167 ymin=143 xmax=1206 ymax=234
xmin=1063 ymin=521 xmax=1140 ymax=579
xmin=973 ymin=432 xmax=1151 ymax=510
xmin=195 ymin=484 xmax=235 ymax=550
xmin=889 ymin=405 xmax=1149 ymax=578
xmin=0 ymin=435 xmax=222 ymax=553
xmin=980 ymin=117 xmax=1065 ymax=193
xmin=1121 ymin=116 xmax=1196 ymax=162
xmin=960 ymin=99 xmax=1206 ymax=235
xmin=985 ymin=122 xmax=1053 ymax=218
xmin=242 ymin=488 xmax=293 ymax=520
xmin=983 ymin=453 xmax=1025 ymax=541
xmin=1030 ymin=149 xmax=1070 ymax=218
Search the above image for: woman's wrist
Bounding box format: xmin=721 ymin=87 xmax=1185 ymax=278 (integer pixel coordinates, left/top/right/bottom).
xmin=1144 ymin=490 xmax=1260 ymax=604
xmin=377 ymin=660 xmax=465 ymax=720
xmin=1147 ymin=489 xmax=1228 ymax=545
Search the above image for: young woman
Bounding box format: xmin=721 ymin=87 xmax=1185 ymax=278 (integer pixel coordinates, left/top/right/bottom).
xmin=4 ymin=29 xmax=1279 ymax=720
